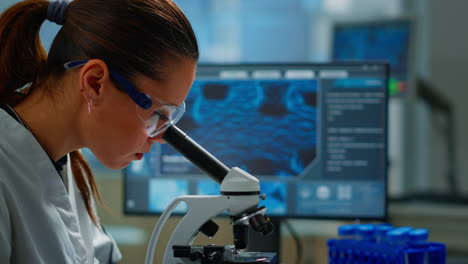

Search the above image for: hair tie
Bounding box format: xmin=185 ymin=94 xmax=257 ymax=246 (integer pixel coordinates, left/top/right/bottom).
xmin=47 ymin=0 xmax=70 ymax=25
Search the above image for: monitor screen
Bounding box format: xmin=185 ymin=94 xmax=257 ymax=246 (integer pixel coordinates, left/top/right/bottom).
xmin=124 ymin=63 xmax=389 ymax=220
xmin=332 ymin=20 xmax=410 ymax=96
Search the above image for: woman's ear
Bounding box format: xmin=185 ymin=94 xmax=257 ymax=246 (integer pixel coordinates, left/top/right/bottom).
xmin=79 ymin=59 xmax=111 ymax=105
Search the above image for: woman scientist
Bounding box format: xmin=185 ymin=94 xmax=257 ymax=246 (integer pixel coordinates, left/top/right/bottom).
xmin=0 ymin=0 xmax=198 ymax=263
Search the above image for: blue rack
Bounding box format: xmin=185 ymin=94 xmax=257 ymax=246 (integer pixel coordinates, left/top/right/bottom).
xmin=327 ymin=224 xmax=446 ymax=264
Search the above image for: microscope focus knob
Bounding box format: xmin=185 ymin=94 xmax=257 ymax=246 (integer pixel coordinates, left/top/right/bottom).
xmin=200 ymin=219 xmax=219 ymax=238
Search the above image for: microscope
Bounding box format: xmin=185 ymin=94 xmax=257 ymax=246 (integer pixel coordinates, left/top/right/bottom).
xmin=144 ymin=125 xmax=278 ymax=264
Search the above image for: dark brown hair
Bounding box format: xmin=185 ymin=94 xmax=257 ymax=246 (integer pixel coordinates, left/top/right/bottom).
xmin=0 ymin=0 xmax=198 ymax=224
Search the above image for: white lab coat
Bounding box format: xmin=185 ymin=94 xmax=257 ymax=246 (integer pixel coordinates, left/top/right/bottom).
xmin=0 ymin=109 xmax=122 ymax=263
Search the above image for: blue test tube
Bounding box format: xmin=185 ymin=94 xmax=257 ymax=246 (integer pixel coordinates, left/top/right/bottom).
xmin=406 ymin=229 xmax=430 ymax=264
xmin=375 ymin=224 xmax=393 ymax=243
xmin=409 ymin=229 xmax=429 ymax=246
xmin=385 ymin=226 xmax=412 ymax=245
xmin=338 ymin=224 xmax=356 ymax=240
xmin=356 ymin=224 xmax=376 ymax=242
xmin=385 ymin=227 xmax=413 ymax=264
xmin=427 ymin=242 xmax=446 ymax=264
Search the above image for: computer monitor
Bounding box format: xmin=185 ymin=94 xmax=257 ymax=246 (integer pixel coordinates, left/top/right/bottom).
xmin=124 ymin=63 xmax=389 ymax=220
xmin=332 ymin=20 xmax=411 ymax=96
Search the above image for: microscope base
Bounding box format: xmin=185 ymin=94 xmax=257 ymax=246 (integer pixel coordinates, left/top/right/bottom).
xmin=173 ymin=245 xmax=278 ymax=264
xmin=225 ymin=252 xmax=278 ymax=264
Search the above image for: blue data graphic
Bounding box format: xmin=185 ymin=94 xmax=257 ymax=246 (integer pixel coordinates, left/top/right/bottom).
xmin=197 ymin=180 xmax=219 ymax=195
xmin=333 ymin=21 xmax=410 ymax=77
xmin=259 ymin=182 xmax=287 ymax=215
xmin=160 ymin=79 xmax=318 ymax=178
xmin=149 ymin=179 xmax=188 ymax=213
xmin=333 ymin=78 xmax=385 ymax=89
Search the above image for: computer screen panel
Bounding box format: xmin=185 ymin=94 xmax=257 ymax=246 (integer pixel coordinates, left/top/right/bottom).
xmin=124 ymin=63 xmax=389 ymax=220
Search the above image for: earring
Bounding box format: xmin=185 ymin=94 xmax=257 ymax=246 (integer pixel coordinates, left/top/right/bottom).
xmin=88 ymin=98 xmax=93 ymax=115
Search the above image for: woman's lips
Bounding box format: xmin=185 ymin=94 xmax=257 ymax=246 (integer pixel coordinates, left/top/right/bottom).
xmin=135 ymin=153 xmax=144 ymax=160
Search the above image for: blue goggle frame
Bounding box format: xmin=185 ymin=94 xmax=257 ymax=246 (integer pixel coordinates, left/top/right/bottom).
xmin=64 ymin=60 xmax=152 ymax=110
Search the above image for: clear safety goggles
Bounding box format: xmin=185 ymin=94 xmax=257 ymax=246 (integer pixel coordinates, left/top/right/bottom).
xmin=64 ymin=60 xmax=185 ymax=137
xmin=136 ymin=98 xmax=185 ymax=138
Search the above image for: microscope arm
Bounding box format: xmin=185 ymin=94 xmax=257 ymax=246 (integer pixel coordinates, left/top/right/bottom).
xmin=163 ymin=193 xmax=260 ymax=263
xmin=145 ymin=195 xmax=229 ymax=264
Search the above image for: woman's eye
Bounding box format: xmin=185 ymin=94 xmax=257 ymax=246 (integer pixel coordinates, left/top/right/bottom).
xmin=155 ymin=111 xmax=169 ymax=121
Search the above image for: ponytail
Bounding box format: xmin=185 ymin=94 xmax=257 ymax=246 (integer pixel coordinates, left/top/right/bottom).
xmin=0 ymin=0 xmax=49 ymax=103
xmin=70 ymin=151 xmax=104 ymax=225
xmin=0 ymin=0 xmax=102 ymax=225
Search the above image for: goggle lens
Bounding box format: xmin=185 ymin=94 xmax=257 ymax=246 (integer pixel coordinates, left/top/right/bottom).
xmin=138 ymin=101 xmax=185 ymax=137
